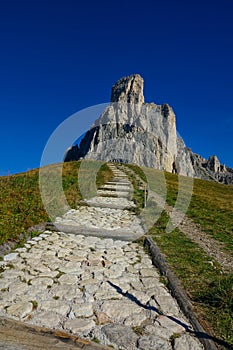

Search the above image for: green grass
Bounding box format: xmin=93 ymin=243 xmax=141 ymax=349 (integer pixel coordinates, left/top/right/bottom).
xmin=0 ymin=169 xmax=48 ymax=245
xmin=0 ymin=160 xmax=113 ymax=246
xmin=125 ymin=164 xmax=147 ymax=183
xmin=125 ymin=163 xmax=233 ymax=347
xmin=150 ymin=211 xmax=233 ymax=347
xmin=164 ymin=171 xmax=233 ymax=253
xmin=126 ymin=164 xmax=233 ymax=254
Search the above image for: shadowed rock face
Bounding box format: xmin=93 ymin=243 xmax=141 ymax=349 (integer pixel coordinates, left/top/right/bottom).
xmin=64 ymin=74 xmax=233 ymax=184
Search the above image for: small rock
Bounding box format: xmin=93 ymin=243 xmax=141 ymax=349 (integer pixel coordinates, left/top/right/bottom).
xmin=140 ymin=268 xmax=159 ymax=278
xmin=64 ymin=318 xmax=95 ymax=334
xmin=39 ymin=233 xmax=50 ymax=238
xmin=32 ymin=237 xmax=42 ymax=241
xmin=30 ymin=277 xmax=54 ymax=287
xmin=39 ymin=300 xmax=70 ymax=316
xmin=24 ymin=244 xmax=31 ymax=249
xmin=15 ymin=248 xmax=27 ymax=253
xmin=72 ymin=302 xmax=93 ymax=317
xmin=29 ymin=311 xmax=61 ymax=328
xmin=58 ymin=273 xmax=78 ymax=285
xmin=8 ymin=281 xmax=29 ymax=295
xmin=7 ymin=302 xmax=33 ymax=319
xmin=101 ymin=324 xmax=138 ymax=350
xmin=4 ymin=253 xmax=19 ymax=261
xmin=173 ymin=334 xmax=204 ymax=350
xmin=138 ymin=335 xmax=171 ymax=350
xmin=52 ymin=284 xmax=82 ymax=300
xmin=100 ymin=299 xmax=142 ymax=321
xmin=95 ymin=312 xmax=113 ymax=325
xmin=155 ymin=315 xmax=188 ymax=334
xmin=59 ymin=262 xmax=82 ymax=274
xmin=27 ymin=240 xmax=37 ymax=245
xmin=128 ymin=289 xmax=151 ymax=304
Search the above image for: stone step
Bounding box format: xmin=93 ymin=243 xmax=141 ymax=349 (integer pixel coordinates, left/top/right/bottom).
xmin=82 ymin=197 xmax=136 ymax=209
xmin=99 ymin=185 xmax=133 ymax=193
xmin=97 ymin=190 xmax=131 ymax=198
xmin=106 ymin=181 xmax=130 ymax=186
xmin=111 ymin=174 xmax=128 ymax=178
xmin=53 ymin=223 xmax=144 ymax=241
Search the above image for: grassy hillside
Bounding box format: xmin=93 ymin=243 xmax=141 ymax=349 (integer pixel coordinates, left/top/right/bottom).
xmin=126 ymin=163 xmax=233 ymax=254
xmin=125 ymin=163 xmax=233 ymax=348
xmin=0 ymin=161 xmax=112 ymax=246
xmin=165 ymin=171 xmax=233 ymax=253
xmin=0 ymin=161 xmax=232 ymax=347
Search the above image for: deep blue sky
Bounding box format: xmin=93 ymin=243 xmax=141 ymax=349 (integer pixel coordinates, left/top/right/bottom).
xmin=0 ymin=0 xmax=233 ymax=175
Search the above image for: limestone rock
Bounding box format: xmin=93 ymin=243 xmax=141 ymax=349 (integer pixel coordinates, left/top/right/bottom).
xmin=4 ymin=253 xmax=19 ymax=261
xmin=138 ymin=335 xmax=171 ymax=350
xmin=100 ymin=324 xmax=138 ymax=349
xmin=111 ymin=73 xmax=144 ymax=104
xmin=64 ymin=318 xmax=95 ymax=334
xmin=206 ymin=155 xmax=221 ymax=173
xmin=72 ymin=302 xmax=93 ymax=317
xmin=99 ymin=299 xmax=142 ymax=321
xmin=7 ymin=302 xmax=33 ymax=319
xmin=173 ymin=334 xmax=204 ymax=350
xmin=29 ymin=311 xmax=62 ymax=328
xmin=64 ymin=74 xmax=233 ymax=184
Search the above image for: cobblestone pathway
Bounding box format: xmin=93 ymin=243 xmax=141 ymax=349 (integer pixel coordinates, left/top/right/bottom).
xmin=0 ymin=164 xmax=204 ymax=350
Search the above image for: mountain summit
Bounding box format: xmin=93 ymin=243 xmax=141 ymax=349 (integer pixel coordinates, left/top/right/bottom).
xmin=65 ymin=74 xmax=233 ymax=184
xmin=110 ymin=74 xmax=144 ymax=104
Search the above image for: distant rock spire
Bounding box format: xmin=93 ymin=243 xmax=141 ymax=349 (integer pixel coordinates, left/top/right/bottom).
xmin=64 ymin=74 xmax=233 ymax=184
xmin=110 ymin=74 xmax=144 ymax=104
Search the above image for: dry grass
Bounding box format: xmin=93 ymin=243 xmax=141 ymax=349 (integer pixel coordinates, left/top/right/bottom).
xmin=0 ymin=161 xmax=113 ymax=246
xmin=126 ymin=164 xmax=233 ymax=347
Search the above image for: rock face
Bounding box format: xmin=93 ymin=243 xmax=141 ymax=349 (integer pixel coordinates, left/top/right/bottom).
xmin=110 ymin=74 xmax=144 ymax=104
xmin=64 ymin=74 xmax=233 ymax=184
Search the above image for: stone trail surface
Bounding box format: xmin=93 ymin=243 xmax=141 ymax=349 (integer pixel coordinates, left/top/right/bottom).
xmin=0 ymin=164 xmax=204 ymax=349
xmin=55 ymin=165 xmax=144 ymax=241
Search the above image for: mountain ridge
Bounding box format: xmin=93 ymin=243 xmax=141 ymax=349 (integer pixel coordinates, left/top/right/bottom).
xmin=65 ymin=74 xmax=233 ymax=184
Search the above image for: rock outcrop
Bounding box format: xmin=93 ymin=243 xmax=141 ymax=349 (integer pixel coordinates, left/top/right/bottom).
xmin=110 ymin=74 xmax=145 ymax=104
xmin=64 ymin=74 xmax=233 ymax=184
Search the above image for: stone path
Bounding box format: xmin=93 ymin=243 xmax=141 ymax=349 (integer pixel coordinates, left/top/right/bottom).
xmin=54 ymin=166 xmax=144 ymax=241
xmin=0 ymin=164 xmax=204 ymax=349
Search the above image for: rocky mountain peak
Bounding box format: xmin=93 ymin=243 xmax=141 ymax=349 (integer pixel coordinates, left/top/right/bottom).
xmin=110 ymin=74 xmax=144 ymax=104
xmin=64 ymin=74 xmax=233 ymax=184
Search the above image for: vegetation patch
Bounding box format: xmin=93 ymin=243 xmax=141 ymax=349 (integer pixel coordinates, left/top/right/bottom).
xmin=30 ymin=300 xmax=38 ymax=310
xmin=0 ymin=161 xmax=113 ymax=247
xmin=150 ymin=211 xmax=233 ymax=347
xmin=132 ymin=325 xmax=145 ymax=336
xmin=127 ymin=164 xmax=233 ymax=254
xmin=164 ymin=171 xmax=233 ymax=253
xmin=116 ymin=162 xmax=233 ymax=346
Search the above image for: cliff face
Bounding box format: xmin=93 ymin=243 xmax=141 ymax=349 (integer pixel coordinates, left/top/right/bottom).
xmin=65 ymin=74 xmax=233 ymax=184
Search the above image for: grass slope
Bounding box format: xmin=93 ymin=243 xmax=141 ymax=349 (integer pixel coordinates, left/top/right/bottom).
xmin=0 ymin=161 xmax=232 ymax=347
xmin=0 ymin=161 xmax=112 ymax=246
xmin=165 ymin=171 xmax=233 ymax=252
xmin=125 ymin=163 xmax=233 ymax=348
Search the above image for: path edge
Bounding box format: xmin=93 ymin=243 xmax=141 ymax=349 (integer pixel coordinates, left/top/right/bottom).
xmin=144 ymin=236 xmax=219 ymax=350
xmin=0 ymin=316 xmax=113 ymax=350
